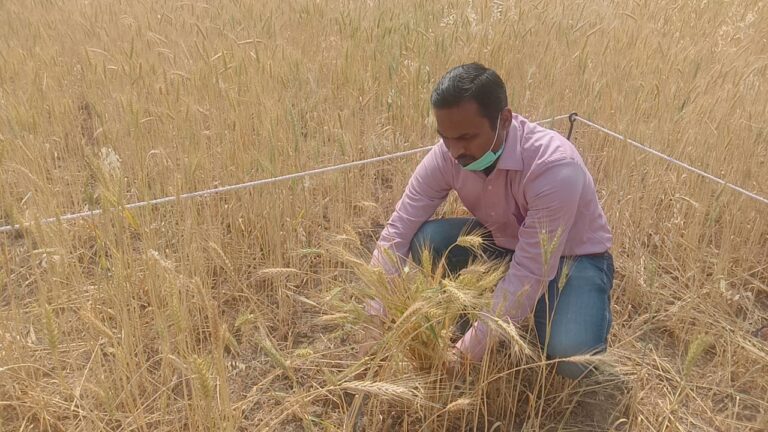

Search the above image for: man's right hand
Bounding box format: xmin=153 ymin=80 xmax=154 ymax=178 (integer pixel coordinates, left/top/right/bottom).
xmin=356 ymin=315 xmax=386 ymax=359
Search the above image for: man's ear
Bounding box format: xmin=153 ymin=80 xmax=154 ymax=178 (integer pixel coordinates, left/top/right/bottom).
xmin=500 ymin=107 xmax=513 ymax=131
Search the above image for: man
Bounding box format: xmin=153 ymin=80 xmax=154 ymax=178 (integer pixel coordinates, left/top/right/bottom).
xmin=362 ymin=63 xmax=614 ymax=380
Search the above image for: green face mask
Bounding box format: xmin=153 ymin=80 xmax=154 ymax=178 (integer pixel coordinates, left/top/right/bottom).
xmin=462 ymin=115 xmax=504 ymax=171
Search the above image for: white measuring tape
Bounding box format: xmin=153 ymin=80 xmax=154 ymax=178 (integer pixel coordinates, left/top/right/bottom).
xmin=571 ymin=115 xmax=768 ymax=206
xmin=0 ymin=113 xmax=765 ymax=234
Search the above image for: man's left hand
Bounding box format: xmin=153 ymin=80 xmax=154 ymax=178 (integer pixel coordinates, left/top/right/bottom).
xmin=454 ymin=321 xmax=490 ymax=363
xmin=444 ymin=346 xmax=471 ymax=381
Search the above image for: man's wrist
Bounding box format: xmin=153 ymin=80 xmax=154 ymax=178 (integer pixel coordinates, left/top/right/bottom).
xmin=455 ymin=321 xmax=490 ymax=362
xmin=364 ymin=299 xmax=387 ymax=319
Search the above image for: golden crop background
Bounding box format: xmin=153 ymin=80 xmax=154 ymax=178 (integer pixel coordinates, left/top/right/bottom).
xmin=0 ymin=0 xmax=766 ymax=431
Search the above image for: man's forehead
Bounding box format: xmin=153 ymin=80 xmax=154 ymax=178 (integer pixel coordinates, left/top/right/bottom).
xmin=435 ymin=103 xmax=488 ymax=134
xmin=434 ymin=99 xmax=483 ymax=117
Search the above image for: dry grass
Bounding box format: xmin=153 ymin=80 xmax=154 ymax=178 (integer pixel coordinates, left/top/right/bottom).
xmin=1 ymin=0 xmax=767 ymax=431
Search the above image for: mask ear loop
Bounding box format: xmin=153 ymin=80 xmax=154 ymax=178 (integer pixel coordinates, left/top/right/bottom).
xmin=489 ymin=114 xmax=502 ymax=153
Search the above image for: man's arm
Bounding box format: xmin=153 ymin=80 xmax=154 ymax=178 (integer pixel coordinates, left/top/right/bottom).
xmin=455 ymin=157 xmax=586 ymax=361
xmin=365 ymin=145 xmax=453 ymax=318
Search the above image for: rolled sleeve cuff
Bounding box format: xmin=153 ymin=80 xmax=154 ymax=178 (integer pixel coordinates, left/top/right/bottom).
xmin=455 ymin=321 xmax=492 ymax=362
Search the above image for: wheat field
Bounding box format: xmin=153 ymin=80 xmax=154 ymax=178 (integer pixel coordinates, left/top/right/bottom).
xmin=0 ymin=0 xmax=767 ymax=431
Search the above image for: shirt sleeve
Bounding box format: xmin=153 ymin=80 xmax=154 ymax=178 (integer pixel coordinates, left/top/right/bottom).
xmin=456 ymin=157 xmax=586 ymax=361
xmin=365 ymin=145 xmax=453 ymax=317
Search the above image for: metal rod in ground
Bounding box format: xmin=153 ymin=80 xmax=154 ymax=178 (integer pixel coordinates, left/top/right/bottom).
xmin=566 ymin=112 xmax=578 ymax=141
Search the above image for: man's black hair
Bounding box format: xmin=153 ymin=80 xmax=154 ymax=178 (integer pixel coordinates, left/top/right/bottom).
xmin=431 ymin=63 xmax=508 ymax=129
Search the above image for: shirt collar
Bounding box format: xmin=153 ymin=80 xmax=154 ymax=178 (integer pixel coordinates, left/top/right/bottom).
xmin=496 ymin=114 xmax=523 ymax=171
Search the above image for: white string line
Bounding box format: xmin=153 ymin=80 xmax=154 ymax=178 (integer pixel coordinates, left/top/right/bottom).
xmin=573 ymin=115 xmax=768 ymax=206
xmin=0 ymin=114 xmax=573 ymax=233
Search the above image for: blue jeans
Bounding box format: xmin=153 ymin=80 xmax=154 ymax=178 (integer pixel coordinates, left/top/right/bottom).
xmin=411 ymin=218 xmax=614 ymax=380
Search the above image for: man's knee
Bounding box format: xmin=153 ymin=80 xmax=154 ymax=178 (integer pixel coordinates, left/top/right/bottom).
xmin=410 ymin=219 xmax=460 ymax=266
xmin=411 ymin=221 xmax=441 ymax=266
xmin=545 ymin=333 xmax=606 ymax=380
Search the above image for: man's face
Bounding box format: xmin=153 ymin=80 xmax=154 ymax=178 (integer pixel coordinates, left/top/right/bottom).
xmin=435 ymin=100 xmax=509 ymax=167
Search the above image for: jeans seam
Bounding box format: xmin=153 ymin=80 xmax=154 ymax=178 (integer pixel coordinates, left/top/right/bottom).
xmin=601 ymin=254 xmax=614 ymax=351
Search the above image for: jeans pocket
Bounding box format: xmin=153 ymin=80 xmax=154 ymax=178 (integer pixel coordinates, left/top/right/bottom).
xmin=603 ymin=252 xmax=615 ymax=291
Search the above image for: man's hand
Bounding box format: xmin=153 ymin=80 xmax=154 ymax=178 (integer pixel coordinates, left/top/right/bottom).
xmin=356 ymin=315 xmax=386 ymax=360
xmin=444 ymin=346 xmax=472 ymax=381
xmin=455 ymin=321 xmax=490 ymax=363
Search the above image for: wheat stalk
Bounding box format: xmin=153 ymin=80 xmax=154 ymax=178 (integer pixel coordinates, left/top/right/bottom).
xmin=339 ymin=381 xmax=432 ymax=406
xmin=255 ymin=267 xmax=302 ymax=279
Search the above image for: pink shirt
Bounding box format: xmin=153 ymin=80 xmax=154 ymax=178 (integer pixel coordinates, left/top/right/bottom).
xmin=369 ymin=113 xmax=612 ymax=361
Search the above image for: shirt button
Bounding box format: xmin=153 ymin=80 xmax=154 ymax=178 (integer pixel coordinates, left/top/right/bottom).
xmin=490 ymin=212 xmax=496 ymax=217
xmin=487 ymin=185 xmax=492 ymax=190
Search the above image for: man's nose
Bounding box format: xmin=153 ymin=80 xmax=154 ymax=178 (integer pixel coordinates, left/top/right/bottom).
xmin=444 ymin=141 xmax=463 ymax=159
